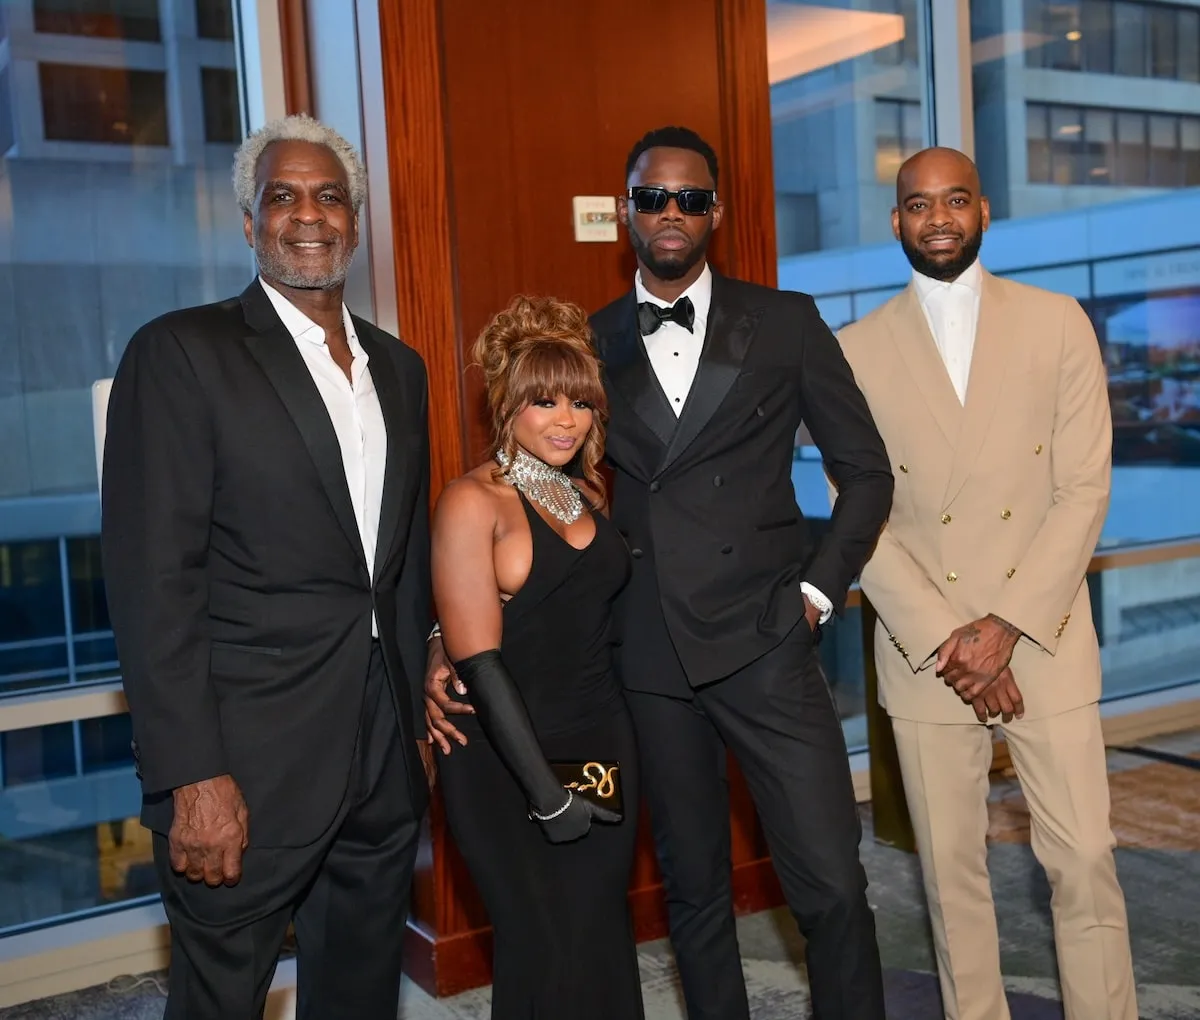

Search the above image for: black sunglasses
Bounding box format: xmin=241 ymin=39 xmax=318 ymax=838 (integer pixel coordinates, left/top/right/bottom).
xmin=627 ymin=186 xmax=717 ymax=216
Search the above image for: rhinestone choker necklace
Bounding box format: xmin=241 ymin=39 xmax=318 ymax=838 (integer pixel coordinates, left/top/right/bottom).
xmin=496 ymin=447 xmax=583 ymax=524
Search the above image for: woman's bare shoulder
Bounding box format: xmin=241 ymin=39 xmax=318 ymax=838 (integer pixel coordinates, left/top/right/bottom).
xmin=433 ymin=466 xmax=507 ymax=534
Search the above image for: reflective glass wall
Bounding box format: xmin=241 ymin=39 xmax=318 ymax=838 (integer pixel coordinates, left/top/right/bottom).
xmin=768 ymin=0 xmax=933 ymax=748
xmin=772 ymin=0 xmax=1200 ymax=749
xmin=0 ymin=0 xmax=249 ymax=935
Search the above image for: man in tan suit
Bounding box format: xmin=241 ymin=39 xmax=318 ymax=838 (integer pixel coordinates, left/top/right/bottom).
xmin=832 ymin=148 xmax=1137 ymax=1020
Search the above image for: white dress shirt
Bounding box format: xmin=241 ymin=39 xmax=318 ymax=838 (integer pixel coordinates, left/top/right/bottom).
xmin=912 ymin=258 xmax=983 ymax=404
xmin=636 ymin=263 xmax=712 ymax=415
xmin=634 ymin=264 xmax=832 ymax=624
xmin=260 ymin=278 xmax=387 ymax=635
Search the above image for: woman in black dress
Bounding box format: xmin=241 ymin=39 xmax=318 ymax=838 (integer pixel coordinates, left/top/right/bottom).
xmin=430 ymin=295 xmax=643 ymax=1019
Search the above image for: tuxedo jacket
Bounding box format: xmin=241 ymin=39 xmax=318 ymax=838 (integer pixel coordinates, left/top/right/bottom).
xmin=590 ymin=272 xmax=893 ymax=695
xmin=836 ymin=271 xmax=1111 ymax=724
xmin=101 ymin=281 xmax=432 ymax=847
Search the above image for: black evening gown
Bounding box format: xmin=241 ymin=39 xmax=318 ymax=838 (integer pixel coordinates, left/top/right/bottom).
xmin=438 ymin=492 xmax=643 ymax=1020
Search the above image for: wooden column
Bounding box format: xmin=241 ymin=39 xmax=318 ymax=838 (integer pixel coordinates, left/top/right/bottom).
xmin=378 ymin=0 xmax=783 ymax=996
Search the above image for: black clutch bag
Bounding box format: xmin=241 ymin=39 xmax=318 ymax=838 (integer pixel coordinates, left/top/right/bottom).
xmin=549 ymin=760 xmax=623 ymax=820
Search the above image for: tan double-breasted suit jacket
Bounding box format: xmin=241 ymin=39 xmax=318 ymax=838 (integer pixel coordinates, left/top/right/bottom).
xmin=836 ymin=270 xmax=1111 ymax=723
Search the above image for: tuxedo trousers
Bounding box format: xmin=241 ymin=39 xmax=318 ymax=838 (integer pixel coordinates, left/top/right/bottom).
xmin=625 ymin=618 xmax=885 ymax=1020
xmin=154 ymin=642 xmax=421 ymax=1020
xmin=892 ymin=704 xmax=1136 ymax=1020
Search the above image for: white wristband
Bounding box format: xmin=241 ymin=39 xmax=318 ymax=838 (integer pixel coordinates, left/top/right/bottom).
xmin=800 ymin=582 xmax=834 ymax=625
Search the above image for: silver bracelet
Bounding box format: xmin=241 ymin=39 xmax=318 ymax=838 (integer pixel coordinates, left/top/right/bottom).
xmin=529 ymin=790 xmax=573 ymax=822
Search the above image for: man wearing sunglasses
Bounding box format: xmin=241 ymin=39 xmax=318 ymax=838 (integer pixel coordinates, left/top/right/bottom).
xmin=428 ymin=126 xmax=893 ymax=1018
xmin=595 ymin=125 xmax=892 ymax=1020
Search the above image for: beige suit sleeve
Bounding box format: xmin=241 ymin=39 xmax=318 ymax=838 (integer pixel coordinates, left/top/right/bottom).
xmin=827 ymin=476 xmax=960 ymax=672
xmin=990 ymin=298 xmax=1111 ymax=652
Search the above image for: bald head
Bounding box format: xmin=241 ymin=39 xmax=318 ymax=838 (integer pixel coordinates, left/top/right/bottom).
xmin=892 ymin=147 xmax=989 ymax=282
xmin=896 ymin=147 xmax=981 ymax=206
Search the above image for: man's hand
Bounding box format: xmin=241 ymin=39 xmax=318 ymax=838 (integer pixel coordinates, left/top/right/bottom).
xmin=169 ymin=774 xmax=249 ymax=886
xmin=803 ymin=595 xmax=820 ymax=634
xmin=937 ymin=614 xmax=1021 ymax=698
xmin=968 ymin=667 xmax=1024 ymax=724
xmin=424 ymin=634 xmax=473 ymax=754
xmin=416 ymin=739 xmax=437 ymax=791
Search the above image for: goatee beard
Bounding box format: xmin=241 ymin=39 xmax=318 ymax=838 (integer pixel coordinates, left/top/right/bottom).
xmin=630 ymin=226 xmax=711 ymax=282
xmin=256 ymin=245 xmax=355 ymax=290
xmin=901 ymin=228 xmax=983 ymax=282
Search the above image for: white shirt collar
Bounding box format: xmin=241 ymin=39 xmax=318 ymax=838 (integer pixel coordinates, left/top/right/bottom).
xmin=258 ymin=277 xmax=361 ymax=355
xmin=635 ymin=262 xmax=713 ymax=320
xmin=912 ymin=257 xmax=983 ymax=306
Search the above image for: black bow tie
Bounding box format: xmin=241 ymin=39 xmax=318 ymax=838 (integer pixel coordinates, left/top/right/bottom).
xmin=638 ymin=296 xmax=695 ymax=336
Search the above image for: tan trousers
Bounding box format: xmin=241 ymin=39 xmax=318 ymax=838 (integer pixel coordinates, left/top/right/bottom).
xmin=891 ymin=704 xmax=1137 ymax=1020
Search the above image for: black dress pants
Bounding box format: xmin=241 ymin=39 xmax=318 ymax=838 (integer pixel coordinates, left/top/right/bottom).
xmin=154 ymin=643 xmax=422 ymax=1020
xmin=625 ymin=619 xmax=886 ymax=1020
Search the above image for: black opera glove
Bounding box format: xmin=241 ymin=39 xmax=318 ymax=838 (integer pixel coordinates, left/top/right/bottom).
xmin=452 ymin=649 xmax=620 ymax=843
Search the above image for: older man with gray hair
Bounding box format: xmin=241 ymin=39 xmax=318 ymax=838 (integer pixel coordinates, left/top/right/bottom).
xmin=101 ymin=113 xmax=433 ymax=1019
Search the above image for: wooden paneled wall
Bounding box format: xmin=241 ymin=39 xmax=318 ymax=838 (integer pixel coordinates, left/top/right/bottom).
xmin=379 ymin=0 xmax=779 ymax=995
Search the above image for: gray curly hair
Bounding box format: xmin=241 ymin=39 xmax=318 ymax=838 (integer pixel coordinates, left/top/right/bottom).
xmin=232 ymin=114 xmax=367 ymax=214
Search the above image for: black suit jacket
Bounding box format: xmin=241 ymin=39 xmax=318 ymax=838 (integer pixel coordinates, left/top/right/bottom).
xmin=101 ymin=281 xmax=431 ymax=847
xmin=591 ymin=272 xmax=892 ymax=695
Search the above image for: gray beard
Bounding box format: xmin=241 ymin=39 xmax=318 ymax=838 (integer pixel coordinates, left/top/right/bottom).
xmin=256 ymin=244 xmax=355 ymax=290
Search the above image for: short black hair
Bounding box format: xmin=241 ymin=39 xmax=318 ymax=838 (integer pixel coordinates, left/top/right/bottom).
xmin=625 ymin=126 xmax=719 ymax=189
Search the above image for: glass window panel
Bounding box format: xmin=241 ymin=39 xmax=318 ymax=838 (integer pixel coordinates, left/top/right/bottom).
xmin=1024 ymin=0 xmax=1047 ymax=67
xmin=1080 ymin=0 xmax=1113 ymax=74
xmin=0 ymin=542 xmax=65 ymax=644
xmin=1148 ymin=4 xmax=1178 ymax=79
xmin=1113 ymin=1 xmax=1148 ymax=77
xmin=1180 ymin=10 xmax=1200 ymax=83
xmin=73 ymin=634 xmax=120 ymax=673
xmin=33 ymin=0 xmax=161 ymax=42
xmin=39 ymin=64 xmax=168 ymax=146
xmin=79 ymin=714 xmax=135 ymax=773
xmin=871 ymin=0 xmax=920 ymax=67
xmin=1 ymin=0 xmax=252 ymax=944
xmin=1182 ymin=117 xmax=1200 ymax=186
xmin=1083 ymin=107 xmax=1115 ymax=184
xmin=966 ymin=0 xmax=1200 ymax=561
xmin=5 ymin=0 xmax=249 ymax=707
xmin=0 ymin=762 xmax=154 ymax=932
xmin=1050 ymin=105 xmax=1085 ymax=185
xmin=1046 ymin=0 xmax=1083 ymax=70
xmin=201 ymin=67 xmax=242 ymax=144
xmin=66 ymin=538 xmax=109 ymax=634
xmin=1026 ymin=102 xmax=1052 ymax=183
xmin=196 ymin=0 xmax=236 ymax=41
xmin=875 ymin=100 xmax=903 ymax=185
xmin=770 ymin=0 xmax=929 ymax=747
xmin=0 ymin=65 xmax=13 ymax=155
xmin=1148 ymin=114 xmax=1180 ymax=187
xmin=901 ymin=98 xmax=923 ymax=152
xmin=2 ymin=723 xmax=77 ymax=787
xmin=963 ymin=3 xmax=1200 ymax=717
xmin=1115 ymin=110 xmax=1149 ymax=185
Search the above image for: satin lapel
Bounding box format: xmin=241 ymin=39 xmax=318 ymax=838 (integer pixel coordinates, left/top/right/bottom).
xmin=239 ymin=283 xmax=368 ymax=568
xmin=886 ymin=285 xmax=962 ymax=447
xmin=661 ymin=273 xmax=761 ymax=473
xmin=357 ymin=322 xmax=410 ymax=580
xmin=944 ymin=272 xmax=1009 ymax=505
xmin=601 ymin=292 xmax=677 ymax=449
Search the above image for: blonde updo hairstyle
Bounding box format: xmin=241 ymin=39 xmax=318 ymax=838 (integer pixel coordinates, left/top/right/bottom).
xmin=473 ymin=295 xmax=608 ymax=508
